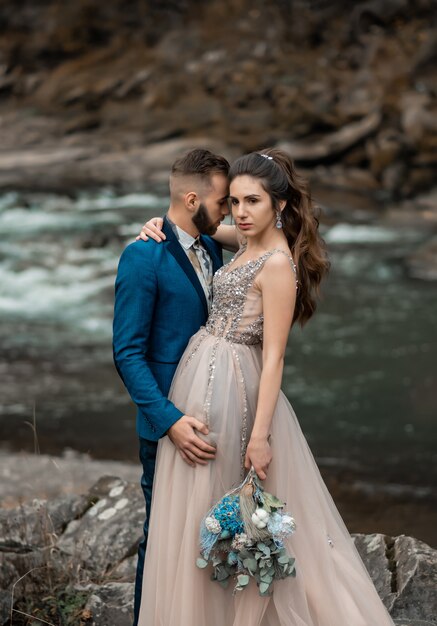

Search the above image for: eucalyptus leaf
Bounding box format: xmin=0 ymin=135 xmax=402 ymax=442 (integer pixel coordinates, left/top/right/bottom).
xmin=196 ymin=558 xmax=208 ymax=569
xmin=278 ymin=556 xmax=289 ymax=564
xmin=237 ymin=574 xmax=250 ymax=587
xmin=219 ymin=578 xmax=229 ymax=589
xmin=259 ymin=581 xmax=270 ymax=594
xmin=243 ymin=558 xmax=258 ymax=573
xmin=216 ymin=567 xmax=229 ymax=582
xmin=262 ymin=492 xmax=285 ymax=510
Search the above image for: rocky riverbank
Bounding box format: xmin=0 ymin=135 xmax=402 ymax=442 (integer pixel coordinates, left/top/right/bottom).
xmin=1 ymin=473 xmax=436 ymax=625
xmin=0 ymin=0 xmax=436 ymax=199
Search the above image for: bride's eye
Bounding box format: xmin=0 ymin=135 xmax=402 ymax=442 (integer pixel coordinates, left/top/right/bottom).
xmin=230 ymin=198 xmax=239 ymax=206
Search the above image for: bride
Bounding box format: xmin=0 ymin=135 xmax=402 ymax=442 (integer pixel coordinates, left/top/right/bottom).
xmin=137 ymin=149 xmax=395 ymax=625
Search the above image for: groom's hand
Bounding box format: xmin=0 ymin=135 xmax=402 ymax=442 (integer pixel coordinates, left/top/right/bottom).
xmin=167 ymin=416 xmax=216 ymax=467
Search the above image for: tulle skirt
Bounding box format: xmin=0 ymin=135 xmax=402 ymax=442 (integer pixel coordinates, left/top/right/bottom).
xmin=138 ymin=330 xmax=395 ymax=626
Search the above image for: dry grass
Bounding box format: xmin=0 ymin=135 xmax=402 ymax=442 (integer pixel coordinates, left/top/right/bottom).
xmin=4 ymin=410 xmax=95 ymax=626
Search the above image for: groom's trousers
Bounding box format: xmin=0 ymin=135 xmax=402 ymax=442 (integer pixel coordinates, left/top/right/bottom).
xmin=133 ymin=437 xmax=158 ymax=626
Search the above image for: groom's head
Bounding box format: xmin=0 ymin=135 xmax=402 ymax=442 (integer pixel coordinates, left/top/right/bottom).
xmin=170 ymin=149 xmax=230 ymax=236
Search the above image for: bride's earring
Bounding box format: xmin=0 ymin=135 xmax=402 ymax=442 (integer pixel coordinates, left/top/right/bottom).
xmin=275 ymin=210 xmax=283 ymax=229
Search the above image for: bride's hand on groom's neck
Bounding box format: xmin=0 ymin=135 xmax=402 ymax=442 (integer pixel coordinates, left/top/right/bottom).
xmin=136 ymin=217 xmax=165 ymax=243
xmin=167 ymin=415 xmax=216 ymax=467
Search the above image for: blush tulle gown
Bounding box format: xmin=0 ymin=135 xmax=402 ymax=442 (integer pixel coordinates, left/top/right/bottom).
xmin=138 ymin=248 xmax=395 ymax=626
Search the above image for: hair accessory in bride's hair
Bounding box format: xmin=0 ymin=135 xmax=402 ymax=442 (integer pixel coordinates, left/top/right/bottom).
xmin=196 ymin=467 xmax=296 ymax=595
xmin=260 ymin=154 xmax=273 ymax=160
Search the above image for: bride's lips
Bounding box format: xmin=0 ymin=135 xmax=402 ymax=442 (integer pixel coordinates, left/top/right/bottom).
xmin=238 ymin=223 xmax=253 ymax=230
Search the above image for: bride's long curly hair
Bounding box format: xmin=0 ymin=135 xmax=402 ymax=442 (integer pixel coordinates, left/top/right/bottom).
xmin=229 ymin=148 xmax=330 ymax=327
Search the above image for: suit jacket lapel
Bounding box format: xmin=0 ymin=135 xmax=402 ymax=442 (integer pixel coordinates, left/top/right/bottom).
xmin=163 ymin=217 xmax=209 ymax=317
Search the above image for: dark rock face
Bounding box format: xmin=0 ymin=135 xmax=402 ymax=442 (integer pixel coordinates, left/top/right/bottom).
xmin=0 ymin=493 xmax=89 ymax=552
xmin=82 ymin=582 xmax=134 ymax=626
xmin=390 ymin=535 xmax=437 ymax=620
xmin=0 ymin=0 xmax=435 ymax=197
xmin=1 ymin=476 xmax=436 ymax=625
xmin=353 ymin=533 xmax=397 ymax=609
xmin=353 ymin=533 xmax=437 ymax=621
xmin=57 ymin=476 xmax=145 ymax=576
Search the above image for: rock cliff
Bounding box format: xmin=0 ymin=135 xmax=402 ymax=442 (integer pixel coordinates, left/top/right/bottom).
xmin=0 ymin=0 xmax=435 ymax=198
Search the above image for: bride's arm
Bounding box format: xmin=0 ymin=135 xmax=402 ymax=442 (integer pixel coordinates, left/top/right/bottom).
xmin=137 ymin=219 xmax=242 ymax=252
xmin=244 ymin=254 xmax=297 ymax=480
xmin=210 ymin=224 xmax=241 ymax=252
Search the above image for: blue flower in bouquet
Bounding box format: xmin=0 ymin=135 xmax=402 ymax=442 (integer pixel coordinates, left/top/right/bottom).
xmin=267 ymin=511 xmax=297 ymax=542
xmin=213 ymin=495 xmax=245 ymax=535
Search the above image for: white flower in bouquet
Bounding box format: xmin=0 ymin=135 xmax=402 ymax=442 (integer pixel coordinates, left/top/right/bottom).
xmin=205 ymin=516 xmax=222 ymax=534
xmin=282 ymin=515 xmax=297 ymax=533
xmin=251 ymin=507 xmax=270 ymax=529
xmin=231 ymin=532 xmax=249 ymax=551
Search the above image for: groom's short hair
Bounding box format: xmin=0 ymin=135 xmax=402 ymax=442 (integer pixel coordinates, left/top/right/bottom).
xmin=171 ymin=149 xmax=229 ymax=182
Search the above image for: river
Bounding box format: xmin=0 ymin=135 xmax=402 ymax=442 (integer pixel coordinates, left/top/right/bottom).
xmin=0 ymin=189 xmax=436 ymax=543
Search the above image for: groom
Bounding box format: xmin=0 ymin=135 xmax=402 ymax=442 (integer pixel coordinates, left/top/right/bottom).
xmin=113 ymin=148 xmax=230 ymax=625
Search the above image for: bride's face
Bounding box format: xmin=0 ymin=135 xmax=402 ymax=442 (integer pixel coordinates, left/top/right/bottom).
xmin=229 ymin=175 xmax=276 ymax=237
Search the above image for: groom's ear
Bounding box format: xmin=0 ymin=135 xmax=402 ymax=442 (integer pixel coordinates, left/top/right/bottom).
xmin=184 ymin=191 xmax=199 ymax=213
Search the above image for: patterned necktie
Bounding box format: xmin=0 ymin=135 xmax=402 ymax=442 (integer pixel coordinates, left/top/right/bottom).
xmin=189 ymin=239 xmax=213 ymax=311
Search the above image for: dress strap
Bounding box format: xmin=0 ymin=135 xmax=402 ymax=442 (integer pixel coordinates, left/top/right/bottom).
xmin=263 ymin=248 xmax=298 ymax=279
xmin=230 ymin=244 xmax=247 ymax=264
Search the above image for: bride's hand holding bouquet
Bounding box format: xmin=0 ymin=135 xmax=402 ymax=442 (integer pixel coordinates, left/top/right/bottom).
xmin=245 ymin=435 xmax=272 ymax=481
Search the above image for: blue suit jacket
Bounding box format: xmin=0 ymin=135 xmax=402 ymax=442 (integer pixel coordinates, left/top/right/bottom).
xmin=113 ymin=216 xmax=223 ymax=441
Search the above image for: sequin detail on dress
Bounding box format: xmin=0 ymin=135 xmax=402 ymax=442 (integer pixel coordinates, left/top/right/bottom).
xmin=205 ymin=248 xmax=297 ymax=346
xmin=203 ymin=338 xmax=220 ymax=429
xmin=230 ymin=344 xmax=249 ymax=479
xmin=182 ymin=328 xmax=207 ymax=369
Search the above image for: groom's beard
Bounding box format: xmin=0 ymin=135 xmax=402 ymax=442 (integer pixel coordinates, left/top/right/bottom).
xmin=192 ymin=202 xmax=219 ymax=236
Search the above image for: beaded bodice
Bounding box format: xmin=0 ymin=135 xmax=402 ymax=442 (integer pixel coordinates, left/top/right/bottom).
xmin=205 ymin=248 xmax=297 ymax=345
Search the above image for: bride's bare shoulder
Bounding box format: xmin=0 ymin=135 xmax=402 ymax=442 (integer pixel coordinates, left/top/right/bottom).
xmin=257 ymin=251 xmax=297 ymax=291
